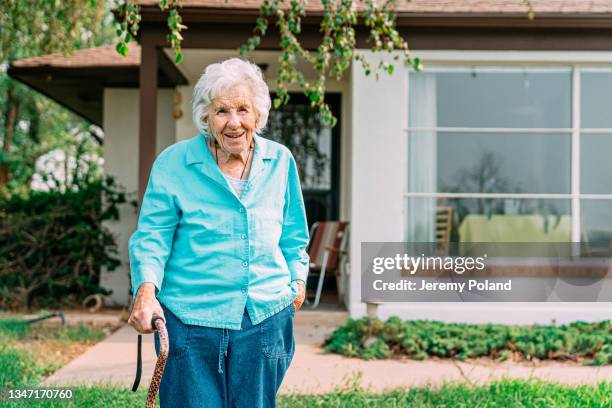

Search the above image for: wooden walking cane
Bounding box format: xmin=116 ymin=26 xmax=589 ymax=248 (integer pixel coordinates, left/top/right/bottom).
xmin=131 ymin=315 xmax=169 ymax=408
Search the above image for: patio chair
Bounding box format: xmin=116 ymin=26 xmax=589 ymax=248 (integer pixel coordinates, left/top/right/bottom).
xmin=305 ymin=221 xmax=350 ymax=309
xmin=435 ymin=206 xmax=453 ymax=254
xmin=436 ymin=206 xmax=453 ymax=245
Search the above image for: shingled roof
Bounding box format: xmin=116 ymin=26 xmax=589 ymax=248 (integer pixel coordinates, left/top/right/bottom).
xmin=10 ymin=43 xmax=140 ymax=69
xmin=136 ymin=0 xmax=612 ymax=15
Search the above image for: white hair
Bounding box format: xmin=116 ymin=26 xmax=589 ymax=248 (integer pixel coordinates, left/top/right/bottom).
xmin=192 ymin=58 xmax=271 ymax=135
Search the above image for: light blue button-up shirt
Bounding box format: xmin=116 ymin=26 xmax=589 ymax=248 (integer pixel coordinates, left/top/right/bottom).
xmin=128 ymin=133 xmax=310 ymax=329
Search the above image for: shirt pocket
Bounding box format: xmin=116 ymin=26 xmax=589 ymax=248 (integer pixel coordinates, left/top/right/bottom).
xmin=177 ymin=208 xmax=237 ymax=258
xmin=200 ymin=210 xmax=234 ymax=235
xmin=183 ymin=208 xmax=235 ymax=237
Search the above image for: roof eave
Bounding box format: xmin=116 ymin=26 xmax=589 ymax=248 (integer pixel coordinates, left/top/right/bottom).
xmin=136 ymin=6 xmax=612 ymax=29
xmin=395 ymin=13 xmax=612 ymax=28
xmin=7 ymin=51 xmax=188 ymax=128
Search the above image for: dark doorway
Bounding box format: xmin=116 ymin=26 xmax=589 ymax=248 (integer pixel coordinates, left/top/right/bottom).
xmin=262 ymin=93 xmax=341 ymax=229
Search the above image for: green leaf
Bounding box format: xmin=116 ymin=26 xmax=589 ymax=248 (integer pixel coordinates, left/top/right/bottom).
xmin=115 ymin=42 xmax=128 ymax=57
xmin=175 ymin=52 xmax=183 ymax=64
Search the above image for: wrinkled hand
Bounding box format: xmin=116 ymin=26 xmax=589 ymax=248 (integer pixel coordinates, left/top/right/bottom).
xmin=128 ymin=283 xmax=165 ymax=334
xmin=293 ymin=281 xmax=306 ymax=312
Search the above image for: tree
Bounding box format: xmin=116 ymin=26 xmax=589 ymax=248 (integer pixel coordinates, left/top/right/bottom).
xmin=114 ymin=0 xmax=424 ymax=127
xmin=0 ymin=0 xmax=113 ymax=192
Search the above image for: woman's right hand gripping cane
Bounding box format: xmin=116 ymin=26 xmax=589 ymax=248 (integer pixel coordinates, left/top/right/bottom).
xmin=128 ymin=282 xmax=166 ymax=333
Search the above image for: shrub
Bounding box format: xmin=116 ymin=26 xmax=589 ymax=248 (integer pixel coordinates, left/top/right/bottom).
xmin=324 ymin=318 xmax=612 ymax=365
xmin=0 ymin=173 xmax=130 ymax=309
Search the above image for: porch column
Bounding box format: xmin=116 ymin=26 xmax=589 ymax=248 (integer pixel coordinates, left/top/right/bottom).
xmin=138 ymin=33 xmax=158 ymax=206
xmin=350 ymin=50 xmax=408 ymax=318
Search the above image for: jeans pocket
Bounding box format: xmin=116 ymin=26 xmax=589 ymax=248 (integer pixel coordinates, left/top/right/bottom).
xmin=260 ymin=306 xmax=295 ymax=359
xmin=158 ymin=304 xmax=191 ymax=361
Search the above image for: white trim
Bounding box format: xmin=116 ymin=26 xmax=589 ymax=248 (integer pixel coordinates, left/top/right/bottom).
xmin=406 ymin=127 xmax=612 ymax=134
xmin=580 ymin=67 xmax=612 ymax=73
xmin=571 ymin=68 xmax=582 ymax=242
xmin=372 ymin=303 xmax=612 ymax=326
xmin=578 ymin=194 xmax=612 ymax=200
xmin=413 ymin=50 xmax=612 ymax=64
xmin=405 ymin=127 xmax=573 ymax=133
xmin=404 ymin=192 xmax=569 ymax=199
xmin=422 ymin=66 xmax=572 ymax=73
xmin=578 ymin=129 xmax=612 ymax=134
xmin=404 ymin=193 xmax=612 ymax=200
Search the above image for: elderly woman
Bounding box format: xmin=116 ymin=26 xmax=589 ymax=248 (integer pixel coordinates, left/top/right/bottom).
xmin=127 ymin=58 xmax=309 ymax=407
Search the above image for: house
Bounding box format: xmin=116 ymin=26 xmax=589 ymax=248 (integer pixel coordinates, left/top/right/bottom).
xmin=8 ymin=0 xmax=612 ymax=323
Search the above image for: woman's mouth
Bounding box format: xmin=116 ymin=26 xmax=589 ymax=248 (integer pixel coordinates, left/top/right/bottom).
xmin=224 ymin=132 xmax=244 ymax=139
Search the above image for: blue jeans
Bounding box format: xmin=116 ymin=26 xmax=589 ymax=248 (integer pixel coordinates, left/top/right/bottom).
xmin=154 ymin=302 xmax=296 ymax=408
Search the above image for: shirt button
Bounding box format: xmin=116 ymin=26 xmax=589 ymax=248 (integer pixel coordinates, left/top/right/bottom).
xmin=242 ymin=261 xmax=248 ymax=267
xmin=239 ymin=208 xmax=244 ymax=213
xmin=241 ymin=288 xmax=247 ymax=294
xmin=241 ymin=234 xmax=247 ymax=239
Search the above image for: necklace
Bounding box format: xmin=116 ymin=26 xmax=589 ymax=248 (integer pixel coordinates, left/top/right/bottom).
xmin=213 ymin=138 xmax=253 ymax=180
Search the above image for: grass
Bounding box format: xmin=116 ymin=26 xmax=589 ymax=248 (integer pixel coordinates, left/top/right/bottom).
xmin=324 ymin=318 xmax=612 ymax=365
xmin=0 ymin=345 xmax=45 ymax=389
xmin=279 ymin=379 xmax=612 ymax=408
xmin=0 ymin=317 xmax=114 ymax=388
xmin=0 ymin=318 xmax=107 ymax=343
xmin=0 ymin=316 xmax=609 ymax=407
xmin=0 ymin=379 xmax=609 ymax=408
xmin=1 ymin=386 xmax=152 ymax=408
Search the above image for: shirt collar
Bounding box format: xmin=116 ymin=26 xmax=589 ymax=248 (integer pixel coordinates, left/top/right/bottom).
xmin=186 ymin=132 xmax=277 ymax=166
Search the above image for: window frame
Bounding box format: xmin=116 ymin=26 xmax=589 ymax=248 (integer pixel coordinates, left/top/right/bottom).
xmin=404 ymin=52 xmax=612 ymax=242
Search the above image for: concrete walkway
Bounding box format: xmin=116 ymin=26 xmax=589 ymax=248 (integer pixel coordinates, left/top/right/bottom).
xmin=43 ymin=309 xmax=612 ymax=393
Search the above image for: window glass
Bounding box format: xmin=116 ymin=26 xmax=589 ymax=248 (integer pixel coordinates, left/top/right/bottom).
xmin=405 ymin=197 xmax=571 ymax=243
xmin=409 ymin=69 xmax=571 ymax=128
xmin=581 ymin=71 xmax=612 ymax=128
xmin=581 ymin=134 xmax=612 ymax=194
xmin=582 ymin=200 xmax=612 ymax=248
xmin=407 ymin=131 xmax=570 ymax=194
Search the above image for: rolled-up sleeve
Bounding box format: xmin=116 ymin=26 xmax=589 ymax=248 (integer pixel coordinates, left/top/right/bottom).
xmin=128 ymin=158 xmax=179 ymax=302
xmin=279 ymin=153 xmax=310 ymax=283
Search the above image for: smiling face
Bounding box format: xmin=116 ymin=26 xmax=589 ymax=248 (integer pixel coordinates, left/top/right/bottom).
xmin=207 ymin=84 xmax=259 ymax=156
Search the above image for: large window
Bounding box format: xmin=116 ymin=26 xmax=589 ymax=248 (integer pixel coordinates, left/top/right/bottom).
xmin=405 ymin=66 xmax=612 ymax=247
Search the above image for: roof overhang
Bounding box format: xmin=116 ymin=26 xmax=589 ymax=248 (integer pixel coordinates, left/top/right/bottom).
xmin=134 ymin=1 xmax=612 ymax=29
xmin=7 ymin=45 xmax=188 ymax=127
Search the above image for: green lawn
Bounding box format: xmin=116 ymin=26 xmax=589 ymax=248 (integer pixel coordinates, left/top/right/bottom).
xmin=0 ymin=317 xmax=109 ymax=389
xmin=0 ymin=317 xmax=610 ymax=407
xmin=0 ymin=380 xmax=609 ymax=408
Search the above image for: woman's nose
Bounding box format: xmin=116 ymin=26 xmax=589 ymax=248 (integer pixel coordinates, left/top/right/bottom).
xmin=227 ymin=111 xmax=240 ymax=128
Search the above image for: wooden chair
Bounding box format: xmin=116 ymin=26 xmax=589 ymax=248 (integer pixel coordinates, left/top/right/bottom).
xmin=436 ymin=206 xmax=453 ymax=254
xmin=305 ymin=221 xmax=350 ymax=309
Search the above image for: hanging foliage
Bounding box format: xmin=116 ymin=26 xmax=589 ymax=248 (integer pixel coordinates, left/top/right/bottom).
xmin=113 ymin=0 xmax=426 ymax=126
